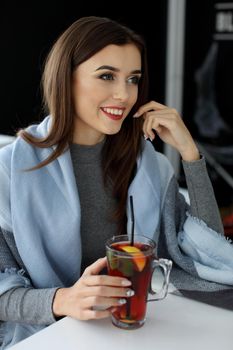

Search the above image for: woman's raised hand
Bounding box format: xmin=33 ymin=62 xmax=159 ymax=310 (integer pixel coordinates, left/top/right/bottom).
xmin=52 ymin=257 xmax=133 ymax=320
xmin=134 ymin=101 xmax=200 ymax=162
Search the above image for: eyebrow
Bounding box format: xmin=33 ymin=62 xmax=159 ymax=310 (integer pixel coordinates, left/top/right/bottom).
xmin=95 ymin=65 xmax=142 ymax=75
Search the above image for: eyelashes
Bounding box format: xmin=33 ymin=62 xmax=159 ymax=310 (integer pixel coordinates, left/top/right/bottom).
xmin=98 ymin=73 xmax=114 ymax=81
xmin=128 ymin=76 xmax=140 ymax=85
xmin=98 ymin=73 xmax=141 ymax=85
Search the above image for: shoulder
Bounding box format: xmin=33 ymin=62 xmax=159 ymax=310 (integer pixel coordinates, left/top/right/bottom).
xmin=0 ymin=144 xmax=14 ymax=231
xmin=0 ymin=116 xmax=52 ymax=231
xmin=25 ymin=115 xmax=52 ymax=139
xmin=0 ymin=116 xmax=53 ymax=170
xmin=0 ymin=142 xmax=14 ymax=175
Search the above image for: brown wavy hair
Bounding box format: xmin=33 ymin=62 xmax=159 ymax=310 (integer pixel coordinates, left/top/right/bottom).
xmin=18 ymin=16 xmax=149 ymax=233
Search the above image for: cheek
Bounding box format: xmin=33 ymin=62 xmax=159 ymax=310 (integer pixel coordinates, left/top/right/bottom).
xmin=129 ymin=89 xmax=138 ymax=106
xmin=74 ymin=85 xmax=99 ymax=113
xmin=81 ymin=84 xmax=106 ymax=107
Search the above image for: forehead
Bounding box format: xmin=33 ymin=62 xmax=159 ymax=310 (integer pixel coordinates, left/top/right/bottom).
xmin=79 ymin=44 xmax=141 ymax=72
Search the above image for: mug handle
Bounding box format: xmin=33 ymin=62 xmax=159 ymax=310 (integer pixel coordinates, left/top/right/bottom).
xmin=147 ymin=258 xmax=173 ymax=302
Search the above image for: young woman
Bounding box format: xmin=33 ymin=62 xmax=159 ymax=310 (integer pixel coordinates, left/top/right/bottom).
xmin=0 ymin=16 xmax=232 ymax=349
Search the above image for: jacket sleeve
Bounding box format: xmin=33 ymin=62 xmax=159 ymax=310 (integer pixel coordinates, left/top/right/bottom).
xmin=0 ymin=227 xmax=57 ymax=325
xmin=182 ymin=156 xmax=224 ymax=234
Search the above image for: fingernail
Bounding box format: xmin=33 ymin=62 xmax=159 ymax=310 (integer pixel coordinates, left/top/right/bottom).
xmin=144 ymin=134 xmax=148 ymax=140
xmin=133 ymin=112 xmax=139 ymax=118
xmin=126 ymin=289 xmax=135 ymax=297
xmin=121 ymin=280 xmax=131 ymax=286
xmin=118 ymin=298 xmax=127 ymax=305
xmin=149 ymin=137 xmax=153 ymax=142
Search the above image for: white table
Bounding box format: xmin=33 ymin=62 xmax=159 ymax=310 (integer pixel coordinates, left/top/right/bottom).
xmin=10 ymin=293 xmax=233 ymax=350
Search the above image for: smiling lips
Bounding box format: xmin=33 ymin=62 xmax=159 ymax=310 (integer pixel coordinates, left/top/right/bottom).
xmin=101 ymin=107 xmax=125 ymax=120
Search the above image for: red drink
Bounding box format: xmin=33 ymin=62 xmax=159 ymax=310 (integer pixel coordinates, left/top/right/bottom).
xmin=106 ymin=235 xmax=172 ymax=329
xmin=107 ymin=241 xmax=154 ymax=329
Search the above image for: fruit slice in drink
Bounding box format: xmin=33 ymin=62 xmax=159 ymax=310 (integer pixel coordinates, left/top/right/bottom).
xmin=120 ymin=245 xmax=146 ymax=271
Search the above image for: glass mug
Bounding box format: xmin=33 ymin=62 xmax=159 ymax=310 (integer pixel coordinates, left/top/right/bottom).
xmin=106 ymin=234 xmax=172 ymax=329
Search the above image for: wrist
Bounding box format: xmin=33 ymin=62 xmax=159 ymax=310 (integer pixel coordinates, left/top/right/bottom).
xmin=52 ymin=288 xmax=67 ymax=318
xmin=181 ymin=145 xmax=200 ymax=162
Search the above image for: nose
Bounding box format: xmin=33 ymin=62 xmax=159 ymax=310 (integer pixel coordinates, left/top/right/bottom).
xmin=112 ymin=81 xmax=129 ymax=101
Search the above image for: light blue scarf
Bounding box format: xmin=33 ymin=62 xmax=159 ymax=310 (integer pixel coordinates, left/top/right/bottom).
xmin=0 ymin=116 xmax=233 ymax=348
xmin=0 ymin=116 xmax=162 ymax=291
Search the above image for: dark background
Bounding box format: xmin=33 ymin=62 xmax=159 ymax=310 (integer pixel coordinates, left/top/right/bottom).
xmin=0 ymin=0 xmax=167 ymax=135
xmin=181 ymin=0 xmax=233 ymax=215
xmin=183 ymin=0 xmax=233 ymax=139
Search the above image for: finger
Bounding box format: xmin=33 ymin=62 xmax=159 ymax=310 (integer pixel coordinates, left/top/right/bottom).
xmin=83 ymin=296 xmax=127 ymax=309
xmin=144 ymin=112 xmax=179 ymax=131
xmin=143 ymin=111 xmax=168 ymax=139
xmin=80 ymin=283 xmax=134 ymax=298
xmin=149 ymin=109 xmax=179 ymax=118
xmin=143 ymin=109 xmax=180 ymax=121
xmin=82 ymin=257 xmax=107 ymax=276
xmin=150 ymin=114 xmax=178 ymax=131
xmin=142 ymin=111 xmax=180 ymax=137
xmin=143 ymin=111 xmax=180 ymax=141
xmin=84 ymin=308 xmax=111 ymax=320
xmin=133 ymin=100 xmax=168 ymax=118
xmin=143 ymin=116 xmax=156 ymax=140
xmin=82 ymin=274 xmax=132 ymax=288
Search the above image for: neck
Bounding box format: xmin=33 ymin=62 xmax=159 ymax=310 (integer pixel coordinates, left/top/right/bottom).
xmin=72 ymin=133 xmax=105 ymax=146
xmin=72 ymin=120 xmax=105 ymax=146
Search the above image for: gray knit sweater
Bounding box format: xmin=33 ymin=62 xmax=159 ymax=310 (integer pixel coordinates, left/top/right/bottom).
xmin=0 ymin=142 xmax=224 ymax=331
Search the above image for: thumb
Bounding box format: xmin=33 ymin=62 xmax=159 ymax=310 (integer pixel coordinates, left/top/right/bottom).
xmin=83 ymin=257 xmax=107 ymax=276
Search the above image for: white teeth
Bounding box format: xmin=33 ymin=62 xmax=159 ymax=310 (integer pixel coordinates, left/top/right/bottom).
xmin=103 ymin=107 xmax=123 ymax=116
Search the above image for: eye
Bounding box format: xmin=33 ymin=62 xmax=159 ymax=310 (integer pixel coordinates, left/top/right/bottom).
xmin=98 ymin=73 xmax=114 ymax=81
xmin=127 ymin=76 xmax=141 ymax=85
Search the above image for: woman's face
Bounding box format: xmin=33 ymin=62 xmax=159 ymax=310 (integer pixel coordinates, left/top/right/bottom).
xmin=72 ymin=43 xmax=142 ymax=145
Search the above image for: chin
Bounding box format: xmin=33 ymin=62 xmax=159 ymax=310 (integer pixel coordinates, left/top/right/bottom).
xmin=105 ymin=128 xmax=122 ymax=136
xmin=102 ymin=124 xmax=123 ymax=135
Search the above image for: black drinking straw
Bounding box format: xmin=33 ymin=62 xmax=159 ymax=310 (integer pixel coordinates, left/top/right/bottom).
xmin=126 ymin=196 xmax=135 ymax=320
xmin=130 ymin=195 xmax=135 ymax=246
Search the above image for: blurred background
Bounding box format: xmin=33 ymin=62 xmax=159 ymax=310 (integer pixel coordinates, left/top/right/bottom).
xmin=1 ymin=0 xmax=233 ymax=236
